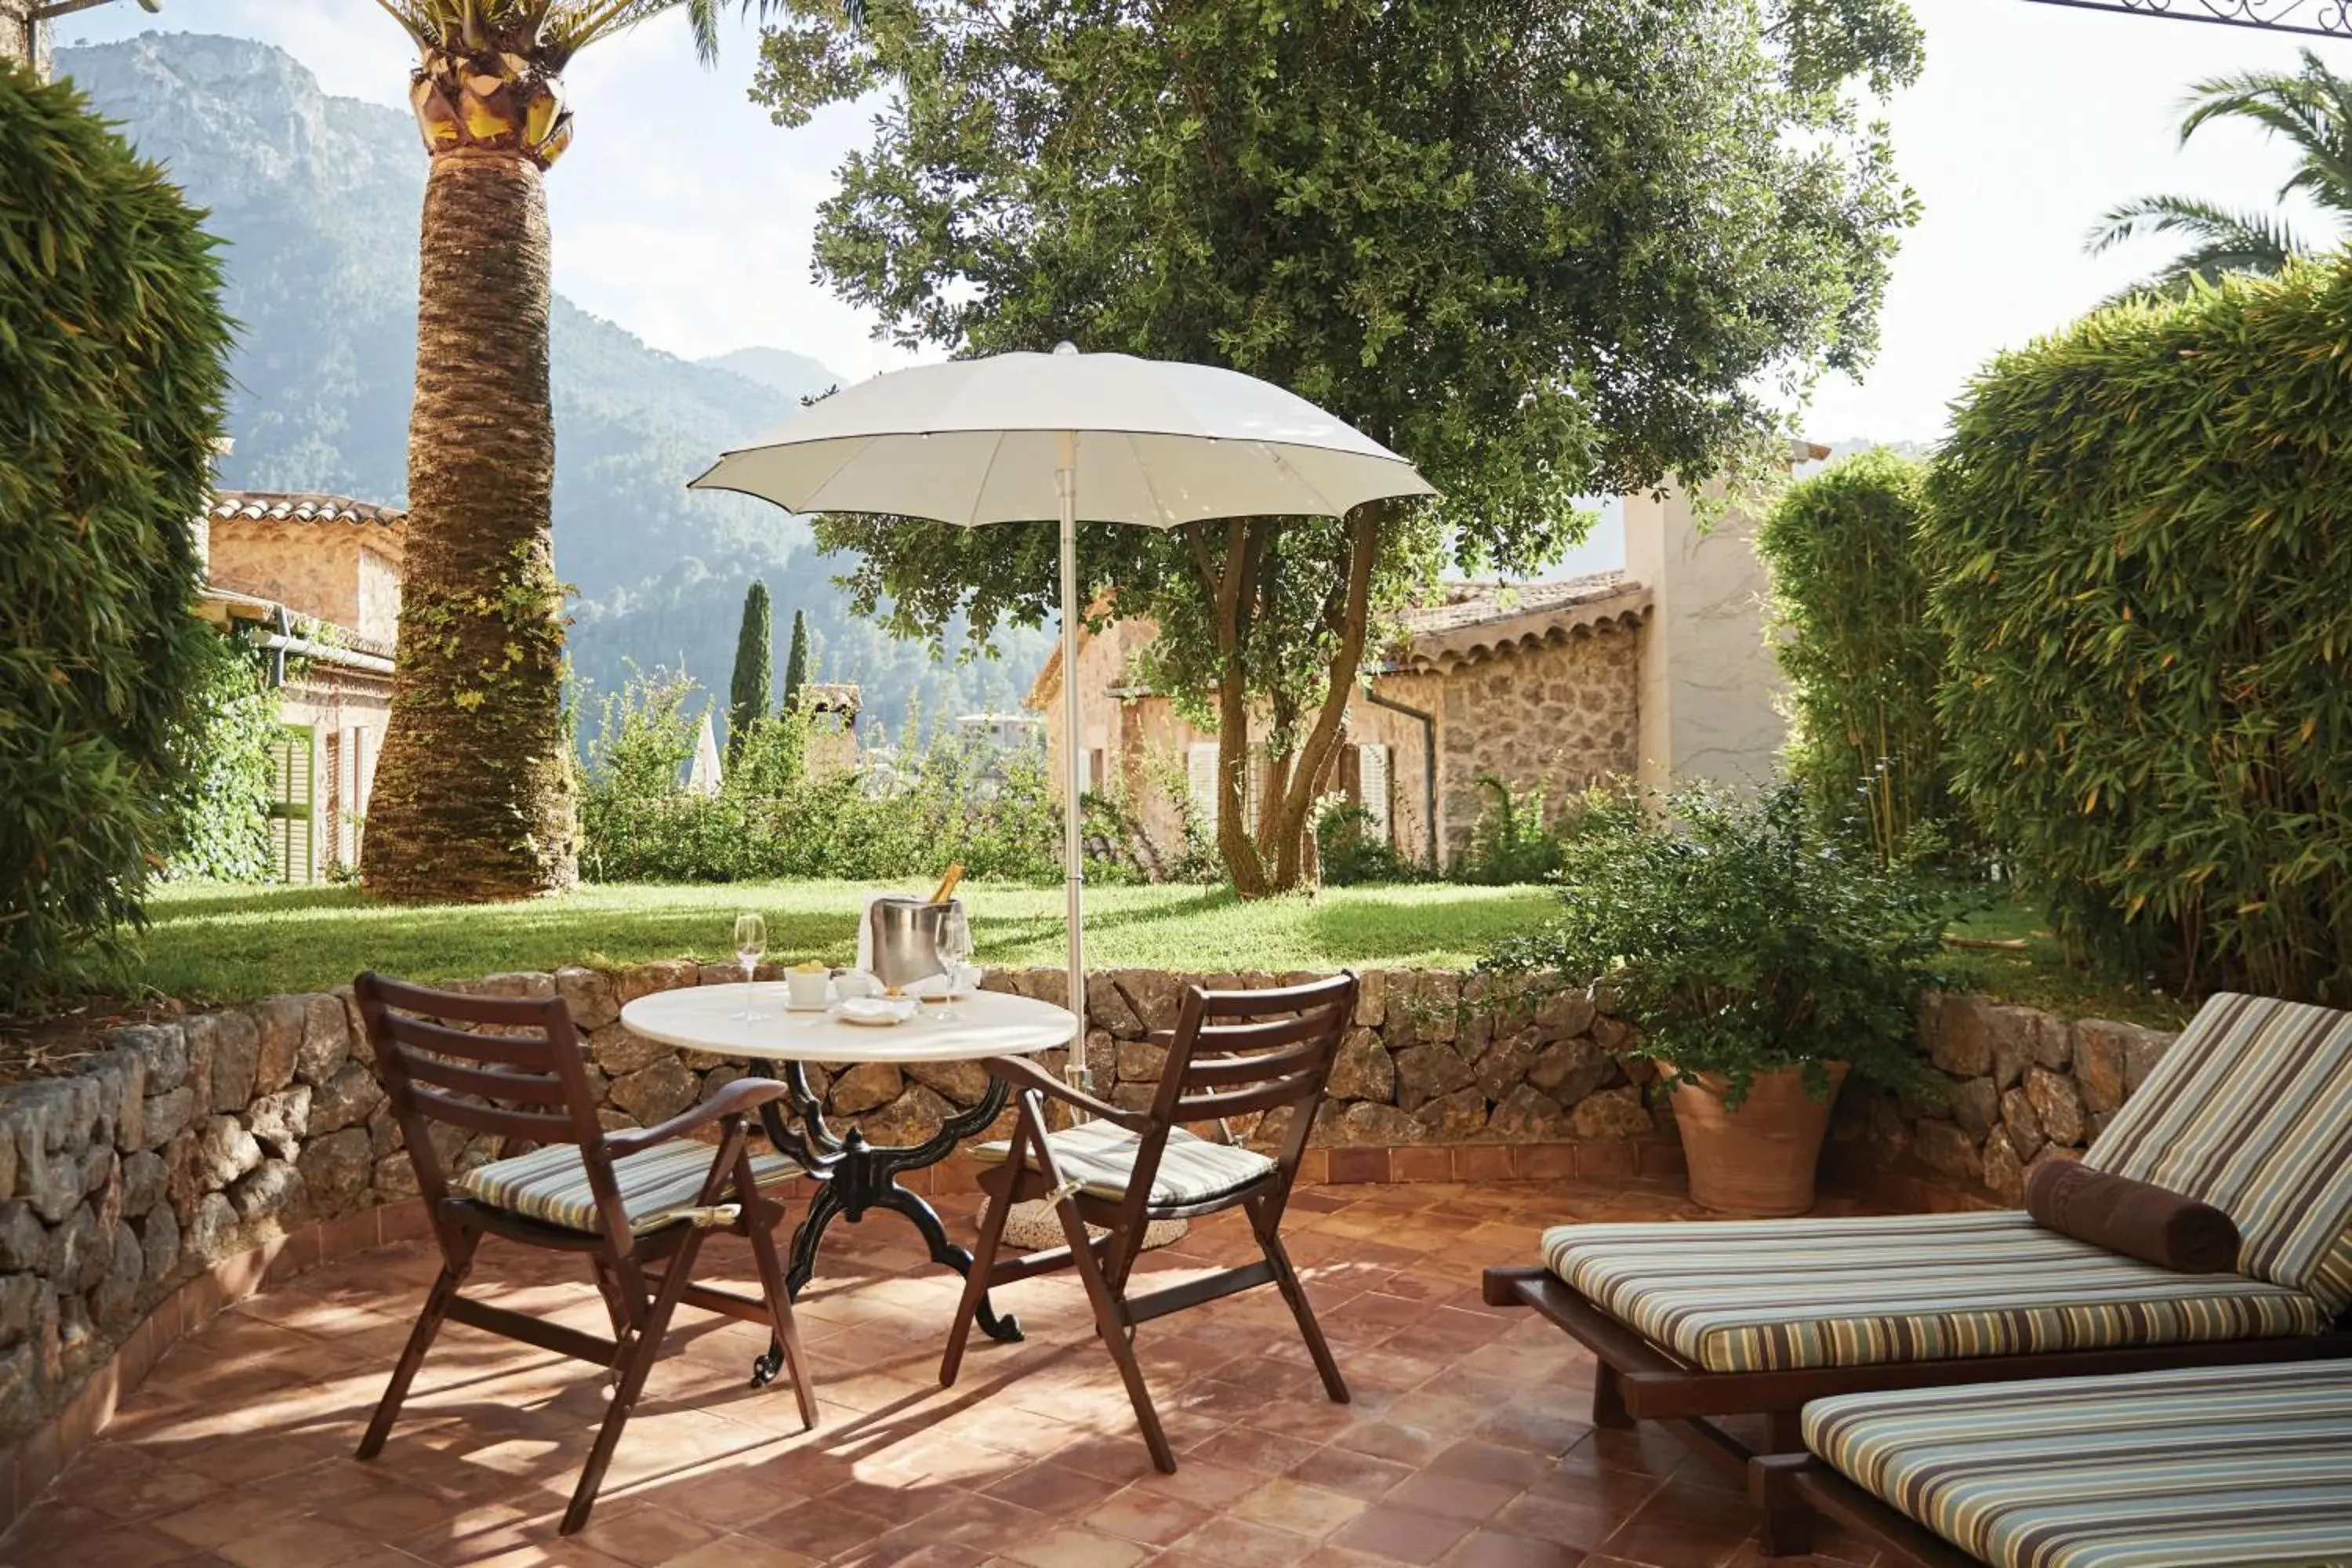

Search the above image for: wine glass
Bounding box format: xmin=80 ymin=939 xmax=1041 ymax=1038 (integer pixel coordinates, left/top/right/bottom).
xmin=733 ymin=913 xmax=768 ymax=1019
xmin=928 ymin=906 xmax=973 ymax=1022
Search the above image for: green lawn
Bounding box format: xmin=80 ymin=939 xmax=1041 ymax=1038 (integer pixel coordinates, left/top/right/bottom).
xmin=1940 ymin=898 xmax=2188 ymax=1029
xmin=121 ymin=877 xmax=2183 ymax=1026
xmin=124 ymin=880 xmax=1558 ymax=1003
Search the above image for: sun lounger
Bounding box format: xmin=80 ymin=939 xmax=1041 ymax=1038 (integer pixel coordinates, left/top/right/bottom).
xmin=1750 ymin=1359 xmax=2352 ymax=1566
xmin=1482 ymin=993 xmax=2352 ymax=1545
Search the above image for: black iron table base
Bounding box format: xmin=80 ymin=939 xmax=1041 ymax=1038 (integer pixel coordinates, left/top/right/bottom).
xmin=747 ymin=1059 xmax=1021 ymax=1387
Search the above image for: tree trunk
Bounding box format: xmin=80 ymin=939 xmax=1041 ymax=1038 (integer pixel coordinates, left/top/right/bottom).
xmin=1261 ymin=503 xmax=1384 ymax=893
xmin=1207 ymin=521 xmax=1273 ymax=898
xmin=1193 ymin=506 xmax=1385 ymax=900
xmin=362 ymin=150 xmax=575 ymax=902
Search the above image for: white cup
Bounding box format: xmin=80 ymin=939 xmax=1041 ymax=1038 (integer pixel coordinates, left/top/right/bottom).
xmin=833 ymin=969 xmax=880 ymax=1000
xmin=786 ymin=969 xmax=831 ymax=1009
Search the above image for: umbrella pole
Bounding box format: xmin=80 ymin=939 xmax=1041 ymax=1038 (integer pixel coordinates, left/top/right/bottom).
xmin=1058 ymin=430 xmax=1088 ymax=1094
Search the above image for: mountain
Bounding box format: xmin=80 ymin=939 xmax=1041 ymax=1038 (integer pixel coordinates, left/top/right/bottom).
xmin=699 ymin=347 xmax=844 ymax=408
xmin=57 ymin=33 xmax=1047 ymax=740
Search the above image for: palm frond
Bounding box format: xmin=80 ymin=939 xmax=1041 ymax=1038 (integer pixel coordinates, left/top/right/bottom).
xmin=374 ymin=1 xmax=793 ymax=71
xmin=2178 ymin=48 xmax=2352 ymax=220
xmin=546 ymin=0 xmax=793 ymax=68
xmin=2086 ymin=195 xmax=2307 ymax=303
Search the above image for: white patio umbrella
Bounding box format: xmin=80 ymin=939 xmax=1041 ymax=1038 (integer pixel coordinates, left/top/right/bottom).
xmin=690 ymin=344 xmax=1436 ymax=1093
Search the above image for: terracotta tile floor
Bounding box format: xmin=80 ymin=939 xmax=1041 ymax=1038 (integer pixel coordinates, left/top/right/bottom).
xmin=7 ymin=1179 xmax=1889 ymax=1568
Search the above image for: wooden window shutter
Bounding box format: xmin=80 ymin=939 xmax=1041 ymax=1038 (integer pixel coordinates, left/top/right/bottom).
xmin=269 ymin=723 xmax=317 ymax=883
xmin=1186 ymin=742 xmax=1219 ymax=833
xmin=1339 ymin=743 xmax=1363 ymax=803
xmin=1360 ymin=743 xmax=1392 ymax=843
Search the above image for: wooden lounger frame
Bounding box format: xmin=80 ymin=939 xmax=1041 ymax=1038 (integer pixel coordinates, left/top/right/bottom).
xmin=1481 ymin=1264 xmax=2352 ymax=1554
xmin=1748 ymin=1454 xmax=1981 ymax=1568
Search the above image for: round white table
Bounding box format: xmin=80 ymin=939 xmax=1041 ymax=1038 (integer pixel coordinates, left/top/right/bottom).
xmin=619 ymin=984 xmax=1076 ymax=1363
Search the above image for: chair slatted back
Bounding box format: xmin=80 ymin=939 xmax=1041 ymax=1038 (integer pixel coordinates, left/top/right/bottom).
xmin=356 ymin=971 xmax=628 ymax=1248
xmin=1146 ymin=973 xmax=1357 ymax=1184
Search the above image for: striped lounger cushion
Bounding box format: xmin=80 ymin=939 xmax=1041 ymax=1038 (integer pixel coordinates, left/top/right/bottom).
xmin=456 ymin=1141 xmax=802 ymax=1234
xmin=1541 ymin=993 xmax=2352 ymax=1374
xmin=971 ymin=1120 xmax=1275 ymax=1206
xmin=1543 ymin=1210 xmax=2326 ymax=1374
xmin=2082 ymin=993 xmax=2352 ymax=1313
xmin=1804 ymin=1359 xmax=2352 ymax=1568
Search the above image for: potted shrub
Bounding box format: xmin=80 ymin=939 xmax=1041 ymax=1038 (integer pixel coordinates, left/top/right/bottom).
xmin=1483 ymin=782 xmax=1949 ymax=1214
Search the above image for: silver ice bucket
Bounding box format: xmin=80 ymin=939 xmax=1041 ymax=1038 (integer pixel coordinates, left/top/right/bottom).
xmin=867 ymin=896 xmax=962 ymax=989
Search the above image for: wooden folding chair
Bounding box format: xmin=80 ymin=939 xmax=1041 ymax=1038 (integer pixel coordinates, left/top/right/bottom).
xmin=353 ymin=972 xmax=818 ymax=1534
xmin=944 ymin=972 xmax=1358 ymax=1471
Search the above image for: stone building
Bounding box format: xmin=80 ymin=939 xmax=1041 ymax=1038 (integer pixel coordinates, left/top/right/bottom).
xmin=1033 ymin=453 xmax=1816 ymax=870
xmin=0 ymin=1 xmax=48 ymax=77
xmin=195 ymin=492 xmax=406 ymax=880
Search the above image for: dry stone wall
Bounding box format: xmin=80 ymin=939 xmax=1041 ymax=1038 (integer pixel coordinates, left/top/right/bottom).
xmin=1828 ymin=991 xmax=2178 ymax=1207
xmin=0 ymin=956 xmax=2163 ymax=1454
xmin=0 ymin=960 xmax=1664 ymax=1450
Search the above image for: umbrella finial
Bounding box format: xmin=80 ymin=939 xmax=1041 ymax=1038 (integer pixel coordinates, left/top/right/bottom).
xmin=1052 ymin=340 xmax=1079 ymax=356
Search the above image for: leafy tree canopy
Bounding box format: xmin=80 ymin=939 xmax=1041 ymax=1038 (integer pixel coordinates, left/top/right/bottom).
xmin=753 ymin=0 xmax=1920 ymax=890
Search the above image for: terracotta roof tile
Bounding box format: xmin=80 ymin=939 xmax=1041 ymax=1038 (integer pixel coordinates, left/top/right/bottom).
xmin=207 ymin=491 xmax=405 ymax=528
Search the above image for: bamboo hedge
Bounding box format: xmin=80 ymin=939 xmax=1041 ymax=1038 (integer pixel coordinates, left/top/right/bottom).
xmin=1759 ymin=448 xmax=1958 ymax=862
xmin=1925 ymin=261 xmax=2352 ymax=1004
xmin=0 ymin=64 xmax=233 ymax=1009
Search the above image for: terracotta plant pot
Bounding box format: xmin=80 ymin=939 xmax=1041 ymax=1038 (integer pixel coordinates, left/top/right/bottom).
xmin=1659 ymin=1059 xmax=1849 ymax=1217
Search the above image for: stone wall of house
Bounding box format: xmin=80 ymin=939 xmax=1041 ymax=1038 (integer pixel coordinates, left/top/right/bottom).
xmin=1422 ymin=619 xmax=1642 ymax=864
xmin=1 ymin=6 xmax=46 ymax=77
xmin=205 ymin=521 xmax=388 ymax=634
xmin=1827 ymin=991 xmax=2180 ymax=1207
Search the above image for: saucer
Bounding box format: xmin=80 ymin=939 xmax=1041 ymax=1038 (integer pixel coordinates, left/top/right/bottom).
xmin=831 ymin=996 xmax=918 ymax=1027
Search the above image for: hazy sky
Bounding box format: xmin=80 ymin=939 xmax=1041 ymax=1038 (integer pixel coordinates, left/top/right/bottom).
xmin=59 ymin=0 xmax=2325 ymax=449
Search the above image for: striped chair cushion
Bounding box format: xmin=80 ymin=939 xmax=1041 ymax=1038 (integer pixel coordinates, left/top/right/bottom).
xmin=971 ymin=1119 xmax=1275 ymax=1207
xmin=1804 ymin=1359 xmax=2352 ymax=1568
xmin=2083 ymin=992 xmax=2352 ymax=1312
xmin=456 ymin=1141 xmax=802 ymax=1235
xmin=1544 ymin=1210 xmax=2326 ymax=1374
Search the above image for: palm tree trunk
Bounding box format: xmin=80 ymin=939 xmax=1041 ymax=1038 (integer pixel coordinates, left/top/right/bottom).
xmin=363 ymin=149 xmax=576 ymax=902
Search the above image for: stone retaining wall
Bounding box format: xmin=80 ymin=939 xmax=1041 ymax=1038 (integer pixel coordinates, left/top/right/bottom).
xmin=0 ymin=957 xmax=2178 ymax=1482
xmin=1828 ymin=991 xmax=2179 ymax=1208
xmin=0 ymin=960 xmax=1672 ymax=1457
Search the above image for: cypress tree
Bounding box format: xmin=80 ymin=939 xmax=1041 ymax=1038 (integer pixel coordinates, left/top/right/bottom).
xmin=781 ymin=608 xmax=811 ymax=714
xmin=728 ymin=580 xmax=773 ymax=760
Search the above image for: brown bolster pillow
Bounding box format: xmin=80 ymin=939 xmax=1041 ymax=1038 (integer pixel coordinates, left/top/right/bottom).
xmin=2025 ymin=1160 xmax=2242 ymax=1274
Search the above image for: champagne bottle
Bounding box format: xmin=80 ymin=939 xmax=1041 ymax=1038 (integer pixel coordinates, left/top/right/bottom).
xmin=927 ymin=862 xmax=966 ymax=906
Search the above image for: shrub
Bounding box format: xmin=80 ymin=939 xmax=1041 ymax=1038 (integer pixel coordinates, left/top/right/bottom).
xmin=164 ymin=636 xmax=278 ymax=884
xmin=1450 ymin=775 xmax=1564 ymax=885
xmin=1926 ymin=261 xmax=2352 ymax=1003
xmin=0 ymin=64 xmax=233 ymax=1009
xmin=578 ymin=667 xmax=1074 ymax=885
xmin=1315 ymin=798 xmax=1420 ymax=886
xmin=1480 ymin=782 xmax=1951 ymax=1106
xmin=1759 ymin=449 xmax=1962 ymax=862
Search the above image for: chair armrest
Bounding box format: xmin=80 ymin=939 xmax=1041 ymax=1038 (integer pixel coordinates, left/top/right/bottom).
xmin=982 ymin=1054 xmax=1152 ymax=1132
xmin=604 ymin=1078 xmax=793 ymax=1158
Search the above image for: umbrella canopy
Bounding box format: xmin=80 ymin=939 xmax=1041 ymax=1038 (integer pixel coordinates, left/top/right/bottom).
xmin=690 ymin=346 xmax=1435 ymax=1089
xmin=691 ymin=348 xmax=1433 ymax=525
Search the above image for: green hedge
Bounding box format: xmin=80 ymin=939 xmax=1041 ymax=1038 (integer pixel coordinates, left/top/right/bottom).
xmin=164 ymin=637 xmax=279 ymax=884
xmin=1926 ymin=261 xmax=2352 ymax=1003
xmin=1759 ymin=449 xmax=1958 ymax=861
xmin=0 ymin=64 xmax=234 ymax=1009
